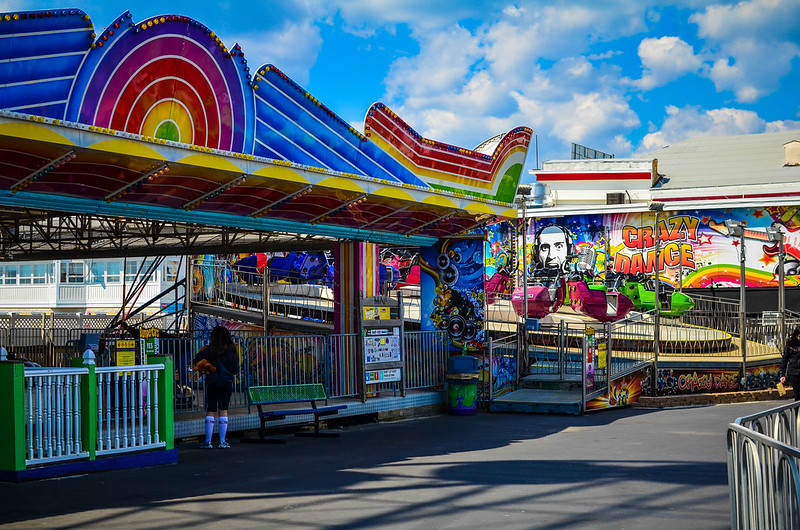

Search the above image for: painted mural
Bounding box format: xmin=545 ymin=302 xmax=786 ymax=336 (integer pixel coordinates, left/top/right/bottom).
xmin=0 ymin=8 xmax=530 ymax=205
xmin=524 ymin=206 xmax=800 ymax=289
xmin=420 ymin=238 xmax=486 ymax=354
xmin=586 ymin=367 xmax=648 ymax=410
xmin=484 ymin=221 xmax=515 ymax=302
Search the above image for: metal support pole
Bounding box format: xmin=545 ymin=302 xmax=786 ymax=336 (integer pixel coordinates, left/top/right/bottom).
xmin=520 ymin=199 xmax=529 ymax=379
xmin=779 ymin=237 xmax=786 ymax=346
xmin=184 ymin=258 xmax=193 ymax=333
xmin=605 ymin=321 xmax=612 ymax=395
xmin=652 ymin=211 xmax=661 ymax=397
xmin=268 ymin=265 xmax=269 ymax=336
xmin=739 ymin=231 xmax=747 ymax=389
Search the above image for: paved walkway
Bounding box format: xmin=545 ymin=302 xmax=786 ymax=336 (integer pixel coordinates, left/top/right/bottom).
xmin=0 ymin=400 xmax=783 ymax=529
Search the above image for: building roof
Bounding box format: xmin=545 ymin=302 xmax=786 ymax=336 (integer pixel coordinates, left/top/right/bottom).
xmin=646 ymin=129 xmax=800 ymax=190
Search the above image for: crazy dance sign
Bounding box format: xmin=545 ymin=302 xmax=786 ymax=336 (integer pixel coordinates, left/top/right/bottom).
xmin=524 ymin=206 xmax=800 ymax=289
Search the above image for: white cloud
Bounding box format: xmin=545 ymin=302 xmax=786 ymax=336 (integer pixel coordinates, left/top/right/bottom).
xmin=637 ymin=105 xmax=768 ymax=153
xmin=384 ymin=25 xmax=482 ymax=103
xmin=230 ymin=20 xmax=323 ymax=86
xmin=691 ymin=0 xmax=800 ymax=41
xmin=690 ymin=0 xmax=800 ymax=103
xmin=766 ymin=120 xmax=800 ymax=132
xmin=635 ymin=37 xmax=701 ymax=90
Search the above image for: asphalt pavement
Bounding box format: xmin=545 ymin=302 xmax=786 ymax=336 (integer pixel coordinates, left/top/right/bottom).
xmin=0 ymin=400 xmax=781 ymax=529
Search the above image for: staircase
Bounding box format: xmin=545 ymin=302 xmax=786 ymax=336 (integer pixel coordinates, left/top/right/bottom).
xmin=489 ymin=373 xmax=584 ymax=415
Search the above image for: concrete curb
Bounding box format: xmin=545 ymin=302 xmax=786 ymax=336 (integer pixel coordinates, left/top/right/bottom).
xmin=633 ymin=388 xmax=789 ymax=408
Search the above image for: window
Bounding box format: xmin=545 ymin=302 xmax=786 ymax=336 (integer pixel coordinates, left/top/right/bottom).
xmin=19 ymin=264 xmax=33 ymax=284
xmin=60 ymin=261 xmax=84 ymax=283
xmin=164 ymin=259 xmax=181 ymax=282
xmin=90 ymin=262 xmax=105 ymax=284
xmin=125 ymin=259 xmax=156 ymax=283
xmin=3 ymin=265 xmax=17 ymax=285
xmin=125 ymin=260 xmax=139 ymax=283
xmin=106 ymin=261 xmax=121 ymax=283
xmin=33 ymin=263 xmax=51 ymax=284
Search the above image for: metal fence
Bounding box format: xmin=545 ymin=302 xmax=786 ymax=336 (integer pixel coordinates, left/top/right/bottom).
xmin=404 ymin=330 xmax=448 ymax=390
xmin=162 ymin=329 xmax=448 ymax=415
xmin=728 ymin=401 xmax=800 ymax=529
xmin=526 ymin=321 xmax=588 ymax=377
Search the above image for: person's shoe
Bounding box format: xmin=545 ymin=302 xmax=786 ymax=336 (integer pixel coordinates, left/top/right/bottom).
xmin=199 ymin=441 xmax=213 ymax=449
xmin=218 ymin=440 xmax=230 ymax=449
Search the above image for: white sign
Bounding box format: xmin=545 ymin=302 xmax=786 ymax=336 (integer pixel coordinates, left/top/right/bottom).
xmin=364 ymin=327 xmax=400 ymax=364
xmin=365 ymin=368 xmax=401 ymax=384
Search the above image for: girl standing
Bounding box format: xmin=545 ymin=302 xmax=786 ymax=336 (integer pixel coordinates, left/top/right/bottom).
xmin=193 ymin=326 xmax=239 ymax=448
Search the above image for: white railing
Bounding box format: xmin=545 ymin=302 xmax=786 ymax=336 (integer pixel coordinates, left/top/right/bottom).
xmin=24 ymin=367 xmax=90 ymax=466
xmin=728 ymin=401 xmax=800 ymax=529
xmin=96 ymin=364 xmax=166 ymax=456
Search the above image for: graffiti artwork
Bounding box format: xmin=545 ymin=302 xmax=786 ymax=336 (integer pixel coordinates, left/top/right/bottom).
xmin=525 ymin=207 xmax=800 ymax=290
xmin=657 ymin=368 xmax=740 ymax=395
xmin=586 ymin=367 xmax=648 ymax=410
xmin=420 ymin=238 xmax=486 ymax=354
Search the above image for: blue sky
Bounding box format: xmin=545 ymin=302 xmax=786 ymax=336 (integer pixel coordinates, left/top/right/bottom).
xmin=6 ymin=0 xmax=800 ymax=183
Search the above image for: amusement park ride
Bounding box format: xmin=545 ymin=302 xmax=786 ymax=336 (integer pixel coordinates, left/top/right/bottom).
xmin=506 ymin=248 xmax=695 ymax=323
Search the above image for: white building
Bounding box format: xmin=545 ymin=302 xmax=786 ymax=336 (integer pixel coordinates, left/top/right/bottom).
xmin=0 ymin=257 xmax=184 ymax=315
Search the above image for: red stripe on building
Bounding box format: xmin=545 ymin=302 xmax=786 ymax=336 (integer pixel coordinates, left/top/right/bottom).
xmin=535 ymin=172 xmax=652 ymax=181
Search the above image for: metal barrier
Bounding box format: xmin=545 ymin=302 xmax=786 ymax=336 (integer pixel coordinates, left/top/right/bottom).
xmin=96 ymin=364 xmax=167 ymax=455
xmin=23 ymin=367 xmax=89 ymax=466
xmin=608 ymin=311 xmax=658 ymax=375
xmin=485 ymin=292 xmax=520 ymax=334
xmin=488 ymin=334 xmax=518 ymax=401
xmin=526 ymin=321 xmax=587 ymax=377
xmin=728 ymin=401 xmax=800 ymax=529
xmin=164 ymin=329 xmax=448 ymax=415
xmin=404 ymin=330 xmax=448 ymax=390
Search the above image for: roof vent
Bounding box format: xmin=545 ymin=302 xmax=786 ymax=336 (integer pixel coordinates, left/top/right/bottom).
xmin=606 ymin=192 xmax=626 ymax=205
xmin=785 ymin=140 xmax=800 ymax=167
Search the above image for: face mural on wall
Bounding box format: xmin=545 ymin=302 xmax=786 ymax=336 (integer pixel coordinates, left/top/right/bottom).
xmin=532 ymin=224 xmax=574 ymax=273
xmin=524 ymin=206 xmax=800 ymax=288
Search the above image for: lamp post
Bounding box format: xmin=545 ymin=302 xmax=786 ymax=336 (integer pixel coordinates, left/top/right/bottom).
xmin=725 ymin=219 xmax=747 ymax=389
xmin=649 ymin=202 xmax=664 ymax=397
xmin=766 ymin=225 xmax=786 ymax=346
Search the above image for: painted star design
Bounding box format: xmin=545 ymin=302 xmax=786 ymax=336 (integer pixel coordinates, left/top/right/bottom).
xmin=752 ymin=210 xmax=765 ymax=219
xmin=759 ymin=253 xmax=776 ymax=267
xmin=697 ymin=232 xmax=713 ymax=246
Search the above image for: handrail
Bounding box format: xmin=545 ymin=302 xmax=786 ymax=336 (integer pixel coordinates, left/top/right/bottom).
xmin=727 ymin=401 xmax=800 ymax=529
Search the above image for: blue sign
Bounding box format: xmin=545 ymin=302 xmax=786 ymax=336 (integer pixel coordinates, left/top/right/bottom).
xmin=525 ymin=318 xmax=540 ymax=331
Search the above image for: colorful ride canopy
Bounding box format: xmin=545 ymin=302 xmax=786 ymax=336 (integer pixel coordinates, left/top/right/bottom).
xmin=0 ymin=8 xmax=531 ymax=243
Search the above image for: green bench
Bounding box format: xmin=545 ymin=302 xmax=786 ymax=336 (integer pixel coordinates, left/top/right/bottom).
xmin=247 ymin=384 xmax=346 ymax=441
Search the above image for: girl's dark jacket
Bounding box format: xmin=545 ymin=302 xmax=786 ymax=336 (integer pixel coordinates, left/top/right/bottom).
xmin=192 ymin=345 xmax=239 ymax=385
xmin=780 ymin=342 xmax=800 ymax=378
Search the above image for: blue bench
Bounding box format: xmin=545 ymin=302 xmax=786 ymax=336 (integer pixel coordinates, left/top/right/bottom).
xmin=247 ymin=384 xmax=346 ymax=441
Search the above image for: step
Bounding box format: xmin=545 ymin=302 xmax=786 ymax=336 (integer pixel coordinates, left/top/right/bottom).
xmin=489 ymin=388 xmax=583 ymax=415
xmin=520 ymin=373 xmax=583 ymax=392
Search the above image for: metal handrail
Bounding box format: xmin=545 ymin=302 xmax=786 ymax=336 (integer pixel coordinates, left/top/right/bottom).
xmin=728 ymin=401 xmax=800 ymax=529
